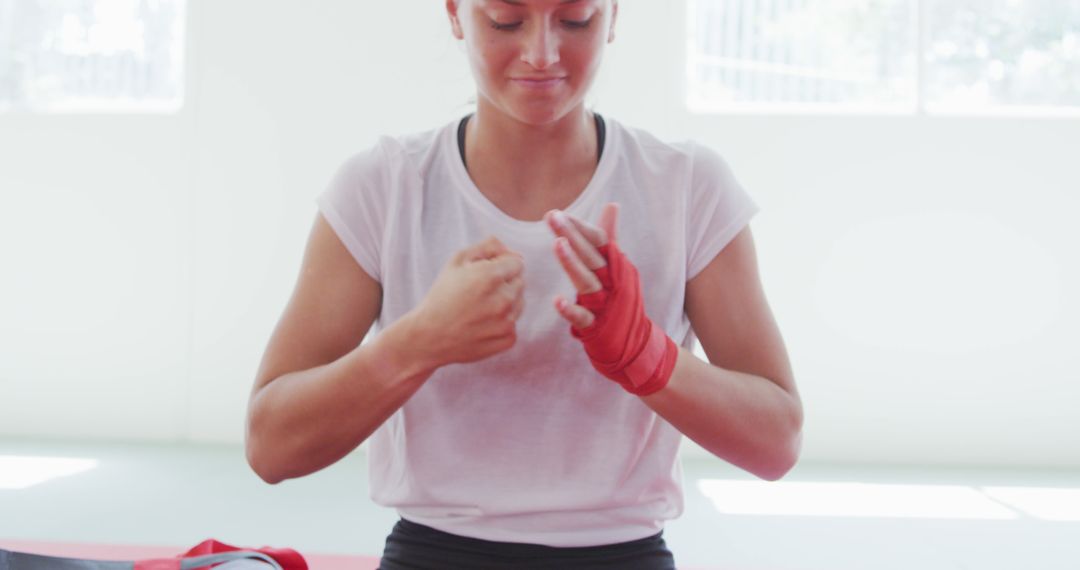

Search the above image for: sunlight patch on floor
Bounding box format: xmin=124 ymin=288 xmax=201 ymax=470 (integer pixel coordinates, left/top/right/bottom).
xmin=697 ymin=479 xmax=1027 ymax=520
xmin=0 ymin=455 xmax=99 ymax=490
xmin=981 ymin=486 xmax=1080 ymax=521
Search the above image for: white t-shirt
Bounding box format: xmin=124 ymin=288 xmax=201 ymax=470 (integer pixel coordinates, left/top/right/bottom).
xmin=316 ymin=115 xmax=759 ymax=547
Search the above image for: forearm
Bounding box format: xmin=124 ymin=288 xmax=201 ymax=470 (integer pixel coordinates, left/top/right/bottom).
xmin=246 ymin=314 xmax=435 ymax=484
xmin=642 ymin=347 xmax=803 ymax=481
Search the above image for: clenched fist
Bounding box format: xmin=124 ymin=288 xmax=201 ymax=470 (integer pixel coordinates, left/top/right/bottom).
xmin=409 ymin=236 xmax=526 ymax=369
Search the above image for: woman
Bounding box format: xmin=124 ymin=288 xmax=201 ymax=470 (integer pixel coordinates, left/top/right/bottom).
xmin=245 ymin=0 xmax=803 ymax=567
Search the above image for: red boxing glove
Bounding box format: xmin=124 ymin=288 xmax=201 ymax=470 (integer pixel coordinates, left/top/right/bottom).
xmin=571 ymin=240 xmax=678 ymax=396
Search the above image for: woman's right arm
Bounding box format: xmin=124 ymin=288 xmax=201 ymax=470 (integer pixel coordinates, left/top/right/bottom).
xmin=246 ymin=213 xmax=525 ymax=484
xmin=245 ymin=213 xmax=432 ymax=484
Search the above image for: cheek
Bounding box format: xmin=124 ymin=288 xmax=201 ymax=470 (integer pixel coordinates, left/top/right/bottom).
xmin=565 ymin=35 xmax=606 ymax=75
xmin=466 ymin=31 xmax=512 ymax=72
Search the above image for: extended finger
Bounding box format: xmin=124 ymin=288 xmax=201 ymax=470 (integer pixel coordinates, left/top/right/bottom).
xmin=554 ymin=296 xmax=595 ymax=329
xmin=554 ymin=237 xmax=603 ymax=294
xmin=598 ymin=203 xmax=619 ymax=244
xmin=546 ymin=210 xmax=606 ymax=270
xmin=564 ymin=213 xmax=608 ymax=247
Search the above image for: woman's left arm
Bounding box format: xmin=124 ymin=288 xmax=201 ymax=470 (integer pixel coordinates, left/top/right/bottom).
xmin=643 ymin=225 xmax=802 ymax=481
xmin=545 ymin=207 xmax=802 ymax=481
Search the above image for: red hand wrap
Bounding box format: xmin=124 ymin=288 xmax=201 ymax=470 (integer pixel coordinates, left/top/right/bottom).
xmin=571 ymin=241 xmax=678 ymax=396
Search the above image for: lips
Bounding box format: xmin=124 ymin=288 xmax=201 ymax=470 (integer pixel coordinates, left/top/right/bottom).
xmin=511 ymin=77 xmax=566 ymax=89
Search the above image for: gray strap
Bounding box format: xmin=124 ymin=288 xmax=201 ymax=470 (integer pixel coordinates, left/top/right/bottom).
xmin=0 ymin=549 xmax=282 ymax=570
xmin=0 ymin=550 xmax=131 ymax=570
xmin=202 ymin=561 xmax=272 ymax=570
xmin=179 ymin=552 xmax=281 ymax=570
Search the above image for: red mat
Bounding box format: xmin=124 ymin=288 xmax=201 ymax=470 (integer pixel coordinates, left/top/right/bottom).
xmin=1 ymin=539 xmax=725 ymax=569
xmin=0 ymin=540 xmax=380 ymax=570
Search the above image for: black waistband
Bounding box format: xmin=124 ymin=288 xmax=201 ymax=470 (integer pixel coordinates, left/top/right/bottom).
xmin=377 ymin=518 xmax=675 ymax=570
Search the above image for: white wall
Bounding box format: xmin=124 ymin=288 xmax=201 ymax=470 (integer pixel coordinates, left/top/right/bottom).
xmin=1 ymin=1 xmax=1077 ymax=468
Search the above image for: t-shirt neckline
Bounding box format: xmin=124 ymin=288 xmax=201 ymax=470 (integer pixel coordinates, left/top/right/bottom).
xmin=446 ymin=113 xmax=616 ymax=233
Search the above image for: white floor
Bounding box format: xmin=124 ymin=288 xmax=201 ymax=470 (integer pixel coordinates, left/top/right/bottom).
xmin=2 ymin=438 xmax=1078 ymax=570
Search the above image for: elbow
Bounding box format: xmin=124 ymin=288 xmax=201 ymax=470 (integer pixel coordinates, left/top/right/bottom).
xmin=759 ymin=423 xmax=803 ymax=482
xmin=704 ymin=390 xmax=804 ymax=482
xmin=247 ymin=438 xmax=289 ymax=483
xmin=246 ymin=443 xmax=285 ymax=485
xmin=758 ymin=452 xmax=799 ymax=482
xmin=245 ymin=412 xmax=286 ymax=485
xmin=760 ymin=405 xmax=803 ymax=481
xmin=722 ymin=426 xmax=803 ymax=482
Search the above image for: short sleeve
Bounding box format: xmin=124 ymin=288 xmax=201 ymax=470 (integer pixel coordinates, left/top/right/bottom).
xmin=685 ymin=142 xmax=760 ymax=281
xmin=315 ymin=139 xmax=393 ymax=283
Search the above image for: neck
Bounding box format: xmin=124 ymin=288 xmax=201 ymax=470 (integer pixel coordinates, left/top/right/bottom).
xmin=464 ymin=99 xmax=598 ymax=193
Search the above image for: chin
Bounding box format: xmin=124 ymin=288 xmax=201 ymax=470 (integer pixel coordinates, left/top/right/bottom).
xmin=507 ymin=100 xmax=582 ymax=126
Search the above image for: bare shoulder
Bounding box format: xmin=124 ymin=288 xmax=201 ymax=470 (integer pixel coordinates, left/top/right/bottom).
xmin=685 ymin=226 xmax=798 ymax=398
xmin=252 ymin=213 xmax=382 ymax=392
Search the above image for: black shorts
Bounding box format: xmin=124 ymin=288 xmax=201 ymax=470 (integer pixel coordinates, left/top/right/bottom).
xmin=377 ymin=518 xmax=677 ymax=570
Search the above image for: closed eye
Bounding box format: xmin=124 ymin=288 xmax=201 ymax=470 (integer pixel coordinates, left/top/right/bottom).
xmin=562 ymin=18 xmax=592 ymax=29
xmin=489 ymin=19 xmax=522 ymax=31
xmin=487 ymin=17 xmax=594 ymax=31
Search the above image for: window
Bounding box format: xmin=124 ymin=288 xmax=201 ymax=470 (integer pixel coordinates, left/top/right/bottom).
xmin=0 ymin=0 xmax=186 ymax=113
xmin=688 ymin=0 xmax=1080 ymax=114
xmin=927 ymin=0 xmax=1080 ymax=113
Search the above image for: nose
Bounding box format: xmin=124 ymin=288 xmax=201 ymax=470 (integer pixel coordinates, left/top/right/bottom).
xmin=520 ymin=20 xmax=560 ymax=70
